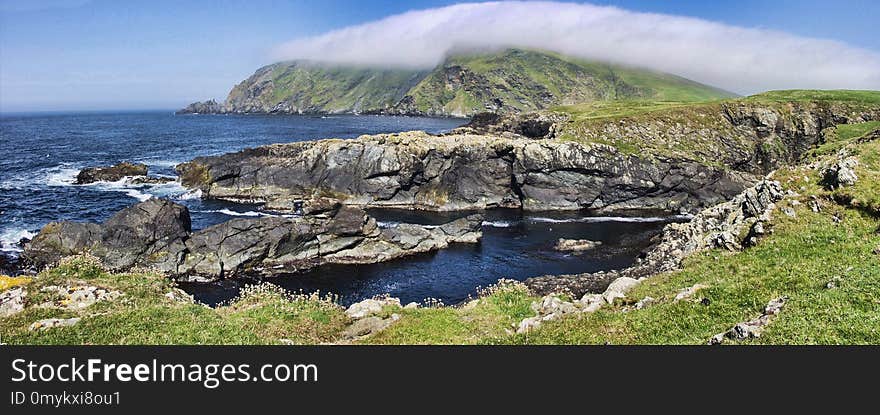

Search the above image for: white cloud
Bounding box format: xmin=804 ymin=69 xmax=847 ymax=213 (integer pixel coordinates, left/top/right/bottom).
xmin=273 ymin=1 xmax=880 ymax=94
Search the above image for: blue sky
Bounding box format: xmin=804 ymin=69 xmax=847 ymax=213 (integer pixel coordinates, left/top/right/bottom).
xmin=1 ymin=0 xmax=879 ymax=112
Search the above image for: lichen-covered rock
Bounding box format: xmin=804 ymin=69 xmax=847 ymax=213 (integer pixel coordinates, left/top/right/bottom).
xmin=29 ymin=318 xmax=81 ymax=331
xmin=0 ymin=287 xmax=27 ymax=317
xmin=39 ymin=285 xmax=122 ymax=310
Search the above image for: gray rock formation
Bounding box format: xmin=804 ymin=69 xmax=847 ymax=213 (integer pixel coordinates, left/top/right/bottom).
xmin=824 ymin=158 xmax=859 ymax=188
xmin=524 ymin=180 xmax=785 ymax=297
xmin=23 ymin=199 xmax=482 ymax=282
xmin=177 ymin=131 xmax=753 ymax=214
xmin=75 ymin=162 xmax=148 ymax=184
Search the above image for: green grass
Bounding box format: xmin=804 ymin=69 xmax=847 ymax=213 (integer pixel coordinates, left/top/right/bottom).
xmin=746 ymin=90 xmax=880 ymax=105
xmin=0 ymin=256 xmax=348 ymax=345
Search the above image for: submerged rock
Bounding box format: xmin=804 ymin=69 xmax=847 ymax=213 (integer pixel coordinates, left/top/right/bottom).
xmin=554 ymin=238 xmax=602 ymax=252
xmin=23 ymin=199 xmax=482 ymax=282
xmin=75 ymin=162 xmax=148 ymax=184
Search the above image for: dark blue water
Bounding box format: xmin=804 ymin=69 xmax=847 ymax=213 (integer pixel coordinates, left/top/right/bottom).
xmin=1 ymin=111 xmax=675 ymax=306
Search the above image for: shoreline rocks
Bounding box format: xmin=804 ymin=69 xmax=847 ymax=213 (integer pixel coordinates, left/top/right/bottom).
xmin=524 ymin=180 xmax=785 ymax=298
xmin=23 ymin=199 xmax=482 ymax=282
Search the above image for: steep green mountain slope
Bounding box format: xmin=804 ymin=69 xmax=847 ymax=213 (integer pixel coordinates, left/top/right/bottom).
xmin=179 ymin=49 xmax=735 ymax=116
xmin=222 ymin=61 xmax=427 ymax=114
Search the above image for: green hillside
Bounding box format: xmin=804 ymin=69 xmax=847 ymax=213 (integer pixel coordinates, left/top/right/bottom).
xmin=183 ymin=49 xmax=735 ymax=116
xmin=398 ymin=49 xmax=734 ymax=116
xmin=223 ymin=61 xmax=427 ymax=114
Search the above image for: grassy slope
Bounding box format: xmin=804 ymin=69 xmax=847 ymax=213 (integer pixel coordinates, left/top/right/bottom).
xmin=0 ymin=256 xmax=348 ymax=345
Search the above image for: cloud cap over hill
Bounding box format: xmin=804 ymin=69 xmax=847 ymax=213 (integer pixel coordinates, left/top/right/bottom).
xmin=273 ymin=1 xmax=880 ymax=95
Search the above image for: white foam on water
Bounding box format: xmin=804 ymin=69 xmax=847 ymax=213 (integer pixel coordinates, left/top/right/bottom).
xmin=44 ymin=165 xmax=81 ymax=187
xmin=481 ymin=220 xmax=513 ymax=228
xmin=0 ymin=228 xmax=36 ymax=252
xmin=528 ymin=215 xmax=692 ymax=224
xmin=197 ymin=209 xmax=273 ymax=217
xmin=377 ymin=221 xmax=400 ymax=228
xmin=141 ymin=159 xmax=182 ymax=168
xmin=176 ymin=189 xmax=203 ymax=200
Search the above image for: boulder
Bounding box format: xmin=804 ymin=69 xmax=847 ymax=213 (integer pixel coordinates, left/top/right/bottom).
xmin=75 ymin=162 xmax=148 ymax=184
xmin=824 ymin=158 xmax=859 ymax=188
xmin=345 ymin=297 xmax=402 ymax=320
xmin=602 ymin=277 xmax=640 ymax=304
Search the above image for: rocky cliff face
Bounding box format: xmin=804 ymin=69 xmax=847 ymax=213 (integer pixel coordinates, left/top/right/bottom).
xmin=23 ymin=199 xmax=482 ymax=282
xmin=460 ymin=100 xmax=880 ymax=173
xmin=177 ymin=49 xmax=732 ymax=117
xmin=177 ymin=131 xmax=754 ymax=214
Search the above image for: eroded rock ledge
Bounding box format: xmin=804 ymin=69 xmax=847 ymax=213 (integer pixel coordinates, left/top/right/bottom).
xmin=23 ymin=198 xmax=482 ymax=282
xmin=177 ymin=132 xmax=754 ymax=214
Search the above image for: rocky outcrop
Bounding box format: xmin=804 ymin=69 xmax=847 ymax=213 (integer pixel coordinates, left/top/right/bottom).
xmin=456 ymin=111 xmax=570 ymax=139
xmin=824 ymin=158 xmax=859 ymax=188
xmin=23 ymin=199 xmax=482 ymax=282
xmin=709 ymin=297 xmax=787 ymax=344
xmin=75 ymin=162 xmax=148 ymax=184
xmin=176 ymin=99 xmax=225 ymax=115
xmin=178 ymin=131 xmax=754 ymax=214
xmin=524 ymin=180 xmax=785 ymax=297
